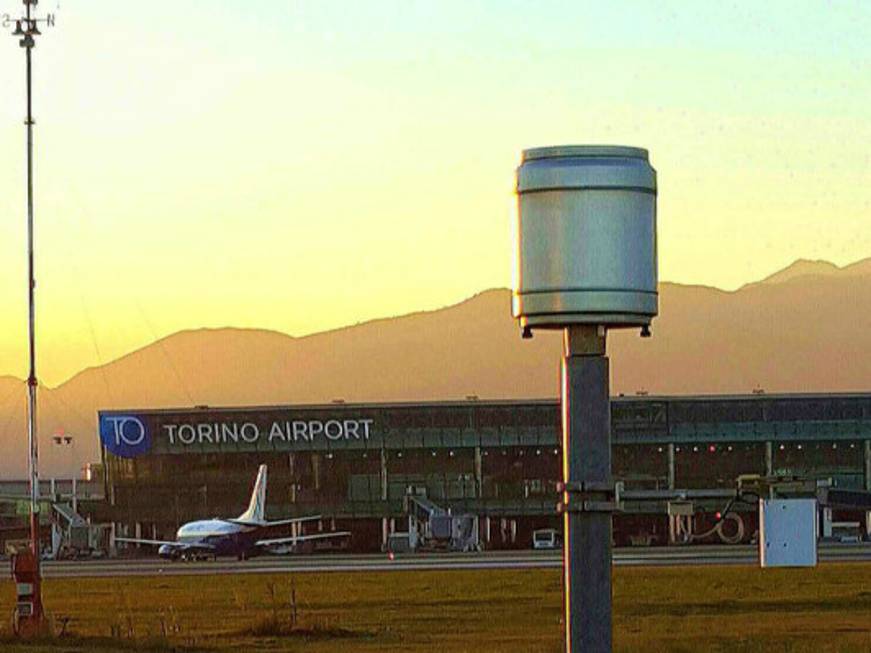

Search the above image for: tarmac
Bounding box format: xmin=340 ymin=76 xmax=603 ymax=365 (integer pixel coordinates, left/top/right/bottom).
xmin=40 ymin=543 xmax=871 ymax=578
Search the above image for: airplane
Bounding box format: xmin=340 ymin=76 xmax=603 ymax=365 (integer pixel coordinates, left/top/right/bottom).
xmin=114 ymin=464 xmax=350 ymax=561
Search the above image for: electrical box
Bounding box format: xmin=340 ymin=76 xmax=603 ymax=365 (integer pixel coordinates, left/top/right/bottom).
xmin=10 ymin=548 xmax=43 ymax=634
xmin=667 ymin=500 xmax=694 ymax=516
xmin=759 ymin=498 xmax=818 ymax=568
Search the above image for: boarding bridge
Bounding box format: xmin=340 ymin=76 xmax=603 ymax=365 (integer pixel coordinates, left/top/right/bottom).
xmin=0 ymin=480 xmax=105 ymax=559
xmin=655 ymin=475 xmax=871 ymax=546
xmin=385 ymin=488 xmax=481 ymax=553
xmin=49 ymin=502 xmax=104 ymax=559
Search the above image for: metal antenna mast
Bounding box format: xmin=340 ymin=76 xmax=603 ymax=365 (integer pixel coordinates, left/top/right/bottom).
xmin=23 ymin=0 xmax=40 ymax=571
xmin=5 ymin=0 xmax=56 ymax=632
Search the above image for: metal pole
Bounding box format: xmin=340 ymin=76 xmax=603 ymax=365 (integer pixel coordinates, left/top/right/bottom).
xmin=22 ymin=0 xmax=44 ymax=622
xmin=4 ymin=0 xmax=48 ymax=626
xmin=560 ymin=325 xmax=612 ymax=653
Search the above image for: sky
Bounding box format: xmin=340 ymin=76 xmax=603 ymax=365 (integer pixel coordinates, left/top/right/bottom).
xmin=0 ymin=0 xmax=869 ymax=386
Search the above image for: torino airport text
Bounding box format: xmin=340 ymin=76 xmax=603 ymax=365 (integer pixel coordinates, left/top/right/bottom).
xmin=163 ymin=419 xmax=374 ymax=445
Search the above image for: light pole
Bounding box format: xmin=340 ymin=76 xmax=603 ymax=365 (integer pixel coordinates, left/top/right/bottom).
xmin=512 ymin=146 xmax=658 ymax=652
xmin=6 ymin=0 xmax=56 ymax=633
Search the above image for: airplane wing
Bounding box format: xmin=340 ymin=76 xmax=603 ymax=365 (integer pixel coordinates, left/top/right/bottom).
xmin=225 ymin=514 xmax=322 ymax=528
xmin=260 ymin=515 xmax=323 ymax=528
xmin=114 ymin=537 xmax=216 ymax=550
xmin=255 ymin=531 xmax=351 ymax=548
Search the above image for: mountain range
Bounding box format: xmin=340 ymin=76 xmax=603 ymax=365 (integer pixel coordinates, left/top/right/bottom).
xmin=1 ymin=257 xmax=870 ymax=479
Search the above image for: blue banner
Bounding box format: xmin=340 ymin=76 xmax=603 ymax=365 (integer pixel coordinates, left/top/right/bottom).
xmin=99 ymin=414 xmax=152 ymax=458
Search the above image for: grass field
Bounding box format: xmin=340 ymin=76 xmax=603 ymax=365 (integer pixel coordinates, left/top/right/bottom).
xmin=1 ymin=564 xmax=870 ymax=652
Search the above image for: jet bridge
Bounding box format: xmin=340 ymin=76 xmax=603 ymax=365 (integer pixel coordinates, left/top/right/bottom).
xmin=677 ymin=476 xmax=871 ymax=547
xmin=49 ymin=502 xmax=103 ymax=559
xmin=385 ymin=489 xmax=481 ymax=553
xmin=625 ymin=476 xmax=871 ymax=546
xmin=1 ymin=480 xmax=106 ymax=559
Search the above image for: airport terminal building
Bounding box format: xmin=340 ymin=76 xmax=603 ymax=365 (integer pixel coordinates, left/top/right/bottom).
xmin=99 ymin=393 xmax=871 ymax=551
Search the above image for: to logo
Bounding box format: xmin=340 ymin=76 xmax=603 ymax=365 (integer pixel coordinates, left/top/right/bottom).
xmin=99 ymin=415 xmax=151 ymax=458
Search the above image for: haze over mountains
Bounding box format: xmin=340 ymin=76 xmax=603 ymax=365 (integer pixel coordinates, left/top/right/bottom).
xmin=1 ymin=258 xmax=870 ymax=479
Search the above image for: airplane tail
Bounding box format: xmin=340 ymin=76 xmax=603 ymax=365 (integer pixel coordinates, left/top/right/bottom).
xmin=237 ymin=464 xmax=267 ymax=524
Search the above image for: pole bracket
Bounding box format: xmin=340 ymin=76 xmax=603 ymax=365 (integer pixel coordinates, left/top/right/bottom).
xmin=556 ymin=480 xmax=624 ymax=513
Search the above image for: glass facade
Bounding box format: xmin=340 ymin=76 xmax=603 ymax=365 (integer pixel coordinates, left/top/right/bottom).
xmin=772 ymin=440 xmax=865 ymax=488
xmin=102 ymin=394 xmax=871 ymax=550
xmin=674 ymin=442 xmax=766 ymax=489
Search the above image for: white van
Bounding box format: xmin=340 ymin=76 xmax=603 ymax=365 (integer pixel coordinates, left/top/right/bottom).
xmin=532 ymin=528 xmax=562 ymax=550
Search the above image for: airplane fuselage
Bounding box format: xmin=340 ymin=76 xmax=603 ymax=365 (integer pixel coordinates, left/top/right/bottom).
xmin=159 ymin=519 xmax=261 ymax=560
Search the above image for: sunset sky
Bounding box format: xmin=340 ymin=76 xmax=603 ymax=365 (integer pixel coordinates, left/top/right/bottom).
xmin=1 ymin=1 xmax=869 ymax=386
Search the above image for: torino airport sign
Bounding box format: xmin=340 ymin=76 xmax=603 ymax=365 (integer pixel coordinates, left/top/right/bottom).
xmin=99 ymin=411 xmax=375 ymax=459
xmin=163 ymin=419 xmax=375 ymax=445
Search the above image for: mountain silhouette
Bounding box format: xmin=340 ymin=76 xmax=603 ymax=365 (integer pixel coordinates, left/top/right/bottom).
xmin=1 ymin=258 xmax=869 ymax=479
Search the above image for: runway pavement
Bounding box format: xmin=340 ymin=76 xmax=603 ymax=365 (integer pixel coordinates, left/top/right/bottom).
xmin=39 ymin=543 xmax=871 ymax=578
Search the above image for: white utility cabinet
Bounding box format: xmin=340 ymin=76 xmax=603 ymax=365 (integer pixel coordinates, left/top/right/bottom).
xmin=759 ymin=498 xmax=818 ymax=568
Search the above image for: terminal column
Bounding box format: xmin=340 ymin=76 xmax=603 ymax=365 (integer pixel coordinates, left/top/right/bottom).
xmin=380 ymin=448 xmax=388 ymax=501
xmin=864 ymin=440 xmax=870 ymax=492
xmin=474 ymin=446 xmax=483 ymax=498
xmin=380 ymin=448 xmax=389 ymax=551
